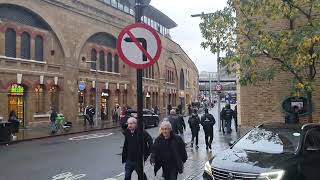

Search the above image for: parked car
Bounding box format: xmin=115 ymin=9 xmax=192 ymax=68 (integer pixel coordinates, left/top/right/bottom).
xmin=120 ymin=109 xmax=160 ymax=130
xmin=203 ymin=122 xmax=320 ymax=180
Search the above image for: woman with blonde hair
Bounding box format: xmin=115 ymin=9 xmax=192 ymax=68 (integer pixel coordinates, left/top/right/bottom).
xmin=151 ymin=121 xmax=187 ymax=180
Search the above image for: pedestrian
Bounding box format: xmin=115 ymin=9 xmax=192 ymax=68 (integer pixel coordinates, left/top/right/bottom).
xmin=188 ymin=108 xmax=200 ymax=149
xmin=167 ymin=104 xmax=172 ymax=115
xmin=220 ymin=104 xmax=234 ymax=134
xmin=8 ymin=111 xmax=20 ymax=134
xmin=150 ymin=121 xmax=187 ymax=180
xmin=87 ymin=105 xmax=95 ymax=125
xmin=233 ymin=105 xmax=238 ymax=132
xmin=113 ymin=104 xmax=120 ymax=123
xmin=285 ymin=106 xmax=299 ymax=124
xmin=153 ymin=105 xmax=159 ymax=115
xmin=201 ymin=108 xmax=216 ymax=150
xmin=220 ymin=107 xmax=225 ymax=134
xmin=168 ymin=109 xmax=186 ymax=142
xmin=122 ymin=117 xmax=153 ymax=180
xmin=50 ymin=107 xmax=57 ymax=134
xmin=188 ymin=104 xmax=192 ymax=116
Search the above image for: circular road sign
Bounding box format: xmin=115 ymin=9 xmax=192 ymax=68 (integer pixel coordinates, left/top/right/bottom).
xmin=117 ymin=23 xmax=162 ymax=69
xmin=215 ymin=84 xmax=223 ymax=91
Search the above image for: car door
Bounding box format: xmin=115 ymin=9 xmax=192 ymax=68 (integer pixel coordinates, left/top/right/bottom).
xmin=143 ymin=110 xmax=152 ymax=127
xmin=300 ymin=128 xmax=320 ymax=180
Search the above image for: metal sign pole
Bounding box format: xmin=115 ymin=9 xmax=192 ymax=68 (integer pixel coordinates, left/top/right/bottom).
xmin=135 ymin=0 xmax=145 ymax=179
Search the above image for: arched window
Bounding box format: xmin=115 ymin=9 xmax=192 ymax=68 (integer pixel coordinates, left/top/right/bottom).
xmin=35 ymin=35 xmax=44 ymax=61
xmin=35 ymin=85 xmax=45 ymax=114
xmin=21 ymin=32 xmax=31 ymax=59
xmin=114 ymin=55 xmax=119 ymax=73
xmin=180 ymin=69 xmax=185 ymax=90
xmin=107 ymin=53 xmax=112 ymax=72
xmin=99 ymin=51 xmax=105 ymax=71
xmin=91 ymin=49 xmax=97 ymax=70
xmin=5 ymin=28 xmax=16 ymax=58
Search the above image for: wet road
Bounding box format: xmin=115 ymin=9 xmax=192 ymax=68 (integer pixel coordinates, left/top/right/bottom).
xmin=0 ymin=106 xmax=241 ymax=180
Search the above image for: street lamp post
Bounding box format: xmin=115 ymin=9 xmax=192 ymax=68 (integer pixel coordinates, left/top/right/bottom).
xmin=191 ymin=13 xmax=222 ymax=131
xmin=86 ymin=61 xmax=99 ymax=126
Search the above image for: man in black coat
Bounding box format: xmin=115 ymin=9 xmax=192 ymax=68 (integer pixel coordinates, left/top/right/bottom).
xmin=151 ymin=121 xmax=187 ymax=180
xmin=168 ymin=109 xmax=186 ymax=142
xmin=122 ymin=117 xmax=153 ymax=180
xmin=201 ymin=108 xmax=216 ymax=150
xmin=221 ymin=104 xmax=234 ymax=134
xmin=188 ymin=108 xmax=201 ymax=149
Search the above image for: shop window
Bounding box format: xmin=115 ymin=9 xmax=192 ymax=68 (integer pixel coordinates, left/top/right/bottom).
xmin=114 ymin=55 xmax=119 ymax=73
xmin=99 ymin=51 xmax=105 ymax=71
xmin=21 ymin=32 xmax=31 ymax=59
xmin=123 ymin=91 xmax=127 ymax=105
xmin=50 ymin=86 xmax=59 ymax=110
xmin=107 ymin=53 xmax=112 ymax=72
xmin=35 ymin=85 xmax=45 ymax=114
xmin=5 ymin=28 xmax=16 ymax=58
xmin=91 ymin=49 xmax=97 ymax=70
xmin=35 ymin=35 xmax=44 ymax=61
xmin=89 ymin=88 xmax=96 ymax=106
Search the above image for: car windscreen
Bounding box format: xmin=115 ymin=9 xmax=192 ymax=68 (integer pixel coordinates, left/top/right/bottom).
xmin=233 ymin=127 xmax=301 ymax=154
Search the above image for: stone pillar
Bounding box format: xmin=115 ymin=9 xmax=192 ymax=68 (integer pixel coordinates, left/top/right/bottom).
xmin=16 ymin=34 xmax=21 ymax=58
xmin=31 ymin=37 xmax=35 ymax=60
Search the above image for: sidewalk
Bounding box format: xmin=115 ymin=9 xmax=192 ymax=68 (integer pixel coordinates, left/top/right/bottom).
xmin=11 ymin=120 xmax=119 ymax=143
xmin=116 ymin=108 xmax=252 ymax=180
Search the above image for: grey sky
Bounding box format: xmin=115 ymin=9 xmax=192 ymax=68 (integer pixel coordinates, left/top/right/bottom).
xmin=150 ymin=0 xmax=228 ymax=73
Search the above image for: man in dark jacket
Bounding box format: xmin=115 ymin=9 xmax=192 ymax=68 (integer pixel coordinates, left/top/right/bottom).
xmin=233 ymin=105 xmax=238 ymax=132
xmin=201 ymin=108 xmax=216 ymax=150
xmin=122 ymin=117 xmax=153 ymax=180
xmin=50 ymin=107 xmax=57 ymax=134
xmin=151 ymin=121 xmax=187 ymax=180
xmin=188 ymin=108 xmax=201 ymax=149
xmin=168 ymin=109 xmax=186 ymax=136
xmin=221 ymin=104 xmax=234 ymax=134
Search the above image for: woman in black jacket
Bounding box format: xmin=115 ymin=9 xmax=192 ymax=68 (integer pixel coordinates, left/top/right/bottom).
xmin=151 ymin=121 xmax=187 ymax=180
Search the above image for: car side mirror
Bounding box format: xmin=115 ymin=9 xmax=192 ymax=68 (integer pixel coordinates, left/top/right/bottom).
xmin=229 ymin=141 xmax=235 ymax=147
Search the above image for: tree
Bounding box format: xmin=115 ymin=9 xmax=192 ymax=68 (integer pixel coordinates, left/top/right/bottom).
xmin=200 ymin=0 xmax=320 ymax=122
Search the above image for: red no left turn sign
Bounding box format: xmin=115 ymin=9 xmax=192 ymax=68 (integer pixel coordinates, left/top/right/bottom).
xmin=215 ymin=84 xmax=223 ymax=91
xmin=117 ymin=23 xmax=162 ymax=69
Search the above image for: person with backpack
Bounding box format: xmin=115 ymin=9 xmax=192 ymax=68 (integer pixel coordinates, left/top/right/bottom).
xmin=188 ymin=108 xmax=201 ymax=149
xmin=201 ymin=108 xmax=216 ymax=150
xmin=220 ymin=104 xmax=235 ymax=134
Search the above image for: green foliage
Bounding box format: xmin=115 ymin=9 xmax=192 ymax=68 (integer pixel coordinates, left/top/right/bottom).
xmin=199 ymin=0 xmax=320 ymax=95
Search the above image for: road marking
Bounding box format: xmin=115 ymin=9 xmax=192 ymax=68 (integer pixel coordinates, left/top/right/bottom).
xmin=68 ymin=133 xmax=113 ymax=141
xmin=104 ymin=179 xmax=117 ymax=180
xmin=52 ymin=172 xmax=86 ymax=180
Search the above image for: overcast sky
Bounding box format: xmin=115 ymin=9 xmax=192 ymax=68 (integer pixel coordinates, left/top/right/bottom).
xmin=150 ymin=0 xmax=228 ymax=73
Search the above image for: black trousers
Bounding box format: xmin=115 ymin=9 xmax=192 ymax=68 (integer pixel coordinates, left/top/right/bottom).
xmin=124 ymin=160 xmax=148 ymax=180
xmin=191 ymin=131 xmax=199 ymax=145
xmin=205 ymin=130 xmax=213 ymax=147
xmin=163 ymin=167 xmax=178 ymax=180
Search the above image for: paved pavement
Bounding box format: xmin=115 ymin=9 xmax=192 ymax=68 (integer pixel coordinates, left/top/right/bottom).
xmin=0 ymin=105 xmax=250 ymax=180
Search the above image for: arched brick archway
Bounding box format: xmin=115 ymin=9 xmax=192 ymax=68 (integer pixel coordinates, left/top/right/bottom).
xmin=0 ymin=3 xmax=68 ymax=57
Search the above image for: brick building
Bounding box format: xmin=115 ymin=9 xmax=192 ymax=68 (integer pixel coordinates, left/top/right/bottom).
xmin=0 ymin=0 xmax=199 ymax=127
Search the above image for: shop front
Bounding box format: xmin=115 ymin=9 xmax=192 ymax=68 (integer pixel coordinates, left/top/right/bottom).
xmin=8 ymin=84 xmax=26 ymax=127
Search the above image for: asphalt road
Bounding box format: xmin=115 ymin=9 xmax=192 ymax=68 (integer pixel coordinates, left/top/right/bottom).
xmin=0 ymin=106 xmax=239 ymax=180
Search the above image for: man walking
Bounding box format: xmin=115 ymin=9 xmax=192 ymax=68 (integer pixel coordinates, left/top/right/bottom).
xmin=221 ymin=104 xmax=234 ymax=134
xmin=122 ymin=117 xmax=153 ymax=180
xmin=188 ymin=109 xmax=201 ymax=149
xmin=168 ymin=109 xmax=186 ymax=142
xmin=201 ymin=108 xmax=216 ymax=150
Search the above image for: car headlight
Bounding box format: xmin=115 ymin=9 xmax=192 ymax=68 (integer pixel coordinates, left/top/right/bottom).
xmin=204 ymin=161 xmax=213 ymax=177
xmin=257 ymin=170 xmax=285 ymax=180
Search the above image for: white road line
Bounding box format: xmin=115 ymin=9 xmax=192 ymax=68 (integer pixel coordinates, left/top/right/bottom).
xmin=68 ymin=133 xmax=113 ymax=141
xmin=51 ymin=172 xmax=86 ymax=180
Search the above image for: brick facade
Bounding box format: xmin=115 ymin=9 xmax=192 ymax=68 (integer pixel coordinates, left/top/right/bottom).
xmin=0 ymin=0 xmax=199 ymax=127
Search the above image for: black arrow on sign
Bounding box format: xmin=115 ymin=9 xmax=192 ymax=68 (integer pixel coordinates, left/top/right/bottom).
xmin=124 ymin=37 xmax=148 ymax=62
